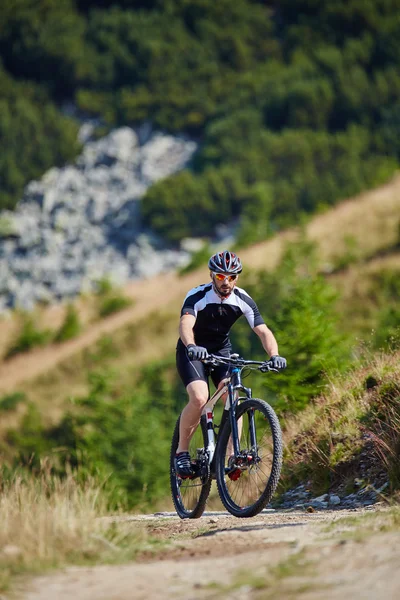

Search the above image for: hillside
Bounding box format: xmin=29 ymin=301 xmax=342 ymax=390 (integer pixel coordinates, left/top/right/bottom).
xmin=1 ymin=172 xmax=399 ymax=398
xmin=2 ymin=0 xmax=400 ymax=250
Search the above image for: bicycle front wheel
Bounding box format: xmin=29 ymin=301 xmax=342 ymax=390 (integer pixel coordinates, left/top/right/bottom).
xmin=170 ymin=414 xmax=212 ymax=519
xmin=215 ymin=398 xmax=282 ymax=518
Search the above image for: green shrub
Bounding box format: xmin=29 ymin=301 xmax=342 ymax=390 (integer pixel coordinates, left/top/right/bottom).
xmin=54 ymin=304 xmax=81 ymax=343
xmin=98 ymin=294 xmax=132 ymax=318
xmin=0 ymin=392 xmax=27 ymax=413
xmin=94 ymin=278 xmax=132 ymax=318
xmin=95 ymin=278 xmax=114 ymax=296
xmin=6 ymin=316 xmax=52 ymax=358
xmin=6 ymin=361 xmax=184 ymax=509
xmin=231 ymin=238 xmax=352 ymax=414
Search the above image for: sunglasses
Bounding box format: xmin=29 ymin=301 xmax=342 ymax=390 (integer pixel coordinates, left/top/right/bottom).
xmin=213 ymin=273 xmax=238 ymax=282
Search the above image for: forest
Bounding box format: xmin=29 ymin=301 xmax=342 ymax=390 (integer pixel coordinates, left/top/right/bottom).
xmin=1 ymin=0 xmax=400 ymax=246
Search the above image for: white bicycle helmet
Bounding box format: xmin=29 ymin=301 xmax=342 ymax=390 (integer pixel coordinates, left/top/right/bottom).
xmin=208 ymin=250 xmax=243 ymax=274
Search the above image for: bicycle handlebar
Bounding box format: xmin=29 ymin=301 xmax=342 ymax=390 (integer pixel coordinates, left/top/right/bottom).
xmin=201 ymin=353 xmax=279 ymax=373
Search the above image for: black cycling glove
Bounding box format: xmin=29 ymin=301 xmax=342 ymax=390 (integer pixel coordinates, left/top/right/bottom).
xmin=270 ymin=355 xmax=287 ymax=370
xmin=187 ymin=344 xmax=208 ymax=361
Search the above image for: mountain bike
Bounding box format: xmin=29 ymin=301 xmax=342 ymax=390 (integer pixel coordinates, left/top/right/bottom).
xmin=170 ymin=353 xmax=283 ymax=519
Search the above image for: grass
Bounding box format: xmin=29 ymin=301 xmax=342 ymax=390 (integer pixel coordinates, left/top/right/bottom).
xmin=53 ymin=304 xmax=81 ymax=343
xmin=279 ymin=348 xmax=400 ymax=497
xmin=0 ymin=470 xmax=165 ymax=592
xmin=323 ymin=505 xmax=400 ymax=540
xmin=5 ymin=315 xmax=52 ymax=359
xmin=95 ymin=277 xmax=132 ymax=318
xmin=0 ymin=308 xmax=178 ymax=441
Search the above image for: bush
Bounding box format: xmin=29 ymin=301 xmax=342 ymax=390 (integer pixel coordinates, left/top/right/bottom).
xmin=230 ymin=238 xmax=352 ymax=413
xmin=95 ymin=278 xmax=132 ymax=318
xmin=99 ymin=295 xmax=132 ymax=318
xmin=0 ymin=392 xmax=27 ymax=413
xmin=6 ymin=316 xmax=52 ymax=359
xmin=6 ymin=361 xmax=184 ymax=509
xmin=54 ymin=304 xmax=81 ymax=343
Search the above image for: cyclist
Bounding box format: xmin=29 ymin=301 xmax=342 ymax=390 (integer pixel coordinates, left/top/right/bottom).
xmin=175 ymin=250 xmax=287 ymax=478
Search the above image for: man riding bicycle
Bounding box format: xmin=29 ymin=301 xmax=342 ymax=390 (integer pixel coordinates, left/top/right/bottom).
xmin=175 ymin=250 xmax=287 ymax=478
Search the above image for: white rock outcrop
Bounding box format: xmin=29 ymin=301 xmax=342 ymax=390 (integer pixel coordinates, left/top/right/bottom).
xmin=0 ymin=126 xmax=197 ymax=311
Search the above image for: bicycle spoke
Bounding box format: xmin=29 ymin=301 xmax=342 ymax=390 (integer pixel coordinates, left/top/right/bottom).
xmin=170 ymin=415 xmax=211 ymax=519
xmin=216 ymin=399 xmax=282 ymax=517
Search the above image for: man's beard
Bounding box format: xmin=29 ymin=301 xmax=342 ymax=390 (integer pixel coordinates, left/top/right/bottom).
xmin=212 ymin=282 xmax=231 ymax=298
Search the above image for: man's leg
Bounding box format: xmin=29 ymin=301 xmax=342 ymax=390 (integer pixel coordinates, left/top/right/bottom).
xmin=177 ymin=380 xmax=209 ymax=453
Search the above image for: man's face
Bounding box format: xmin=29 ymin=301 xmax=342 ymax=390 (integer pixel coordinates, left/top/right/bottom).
xmin=210 ymin=271 xmax=238 ymax=297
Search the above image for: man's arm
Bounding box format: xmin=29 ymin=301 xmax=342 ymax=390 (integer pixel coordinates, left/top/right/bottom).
xmin=179 ymin=314 xmax=197 ymax=347
xmin=253 ymin=323 xmax=279 ymax=357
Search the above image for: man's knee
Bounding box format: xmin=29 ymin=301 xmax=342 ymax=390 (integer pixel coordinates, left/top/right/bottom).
xmin=186 ymin=381 xmax=208 ymax=410
xmin=187 ymin=391 xmax=208 ymax=410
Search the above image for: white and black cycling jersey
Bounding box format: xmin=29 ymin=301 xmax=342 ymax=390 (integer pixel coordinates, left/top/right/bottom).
xmin=180 ymin=282 xmax=264 ymax=351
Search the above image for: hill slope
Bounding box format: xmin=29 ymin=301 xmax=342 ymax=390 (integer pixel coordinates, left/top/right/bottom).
xmin=0 ymin=172 xmax=400 ymax=396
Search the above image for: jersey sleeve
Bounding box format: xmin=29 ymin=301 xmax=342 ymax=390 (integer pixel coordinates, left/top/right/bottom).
xmin=244 ymin=299 xmax=264 ymax=328
xmin=234 ymin=288 xmax=265 ymax=329
xmin=180 ymin=285 xmax=209 ymax=318
xmin=181 ymin=293 xmax=197 ymax=318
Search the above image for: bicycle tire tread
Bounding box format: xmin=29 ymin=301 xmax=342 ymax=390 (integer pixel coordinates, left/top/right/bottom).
xmin=170 ymin=415 xmax=212 ymax=519
xmin=215 ymin=398 xmax=282 ymax=518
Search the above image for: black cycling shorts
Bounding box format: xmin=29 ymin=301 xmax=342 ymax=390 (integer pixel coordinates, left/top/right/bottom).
xmin=176 ymin=339 xmax=231 ymax=389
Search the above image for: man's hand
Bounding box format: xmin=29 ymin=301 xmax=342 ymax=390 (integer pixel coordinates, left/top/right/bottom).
xmin=187 ymin=344 xmax=208 ymax=361
xmin=269 ymin=355 xmax=287 ymax=370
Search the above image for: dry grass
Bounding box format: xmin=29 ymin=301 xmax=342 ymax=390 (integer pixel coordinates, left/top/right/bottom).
xmin=0 ymin=308 xmax=178 ymax=438
xmin=281 ymin=348 xmax=400 ymax=494
xmin=242 ymin=172 xmax=400 ymax=272
xmin=0 ymin=471 xmax=149 ymax=591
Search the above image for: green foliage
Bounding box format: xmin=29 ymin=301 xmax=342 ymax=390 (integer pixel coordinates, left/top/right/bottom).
xmin=231 ymin=238 xmax=352 ymax=413
xmin=0 ymin=392 xmax=27 ymax=413
xmin=95 ymin=280 xmax=132 ymax=318
xmin=54 ymin=304 xmax=81 ymax=343
xmin=0 ymin=63 xmax=79 ymax=210
xmin=1 ymin=0 xmax=400 ymax=219
xmin=99 ymin=295 xmax=132 ymax=318
xmin=332 ymin=235 xmax=360 ymax=271
xmin=7 ymin=360 xmax=185 ymax=509
xmin=143 ymin=124 xmax=397 ymax=245
xmin=0 ymin=216 xmax=17 ymax=238
xmin=6 ymin=315 xmax=52 ymax=359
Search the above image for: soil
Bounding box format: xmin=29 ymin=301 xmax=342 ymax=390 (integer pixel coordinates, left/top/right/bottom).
xmin=17 ymin=505 xmax=400 ymax=600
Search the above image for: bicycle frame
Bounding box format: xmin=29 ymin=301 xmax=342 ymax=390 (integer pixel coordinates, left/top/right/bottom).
xmin=201 ymin=365 xmax=253 ymax=465
xmin=171 ymin=352 xmax=282 ymax=519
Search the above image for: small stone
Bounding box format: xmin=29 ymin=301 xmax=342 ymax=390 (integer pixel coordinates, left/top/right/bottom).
xmin=329 ymin=495 xmax=341 ymax=506
xmin=209 ymin=517 xmax=218 ymax=524
xmin=312 ymin=494 xmax=328 ymax=503
xmin=306 ymin=506 xmax=315 ymax=513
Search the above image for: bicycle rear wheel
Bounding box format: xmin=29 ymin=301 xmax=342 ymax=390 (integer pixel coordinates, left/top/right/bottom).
xmin=170 ymin=414 xmax=212 ymax=519
xmin=215 ymin=398 xmax=282 ymax=518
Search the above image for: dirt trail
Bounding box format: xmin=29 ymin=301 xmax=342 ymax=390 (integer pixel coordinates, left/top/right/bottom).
xmin=19 ymin=507 xmax=400 ymax=600
xmin=1 ymin=174 xmax=400 ymax=393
